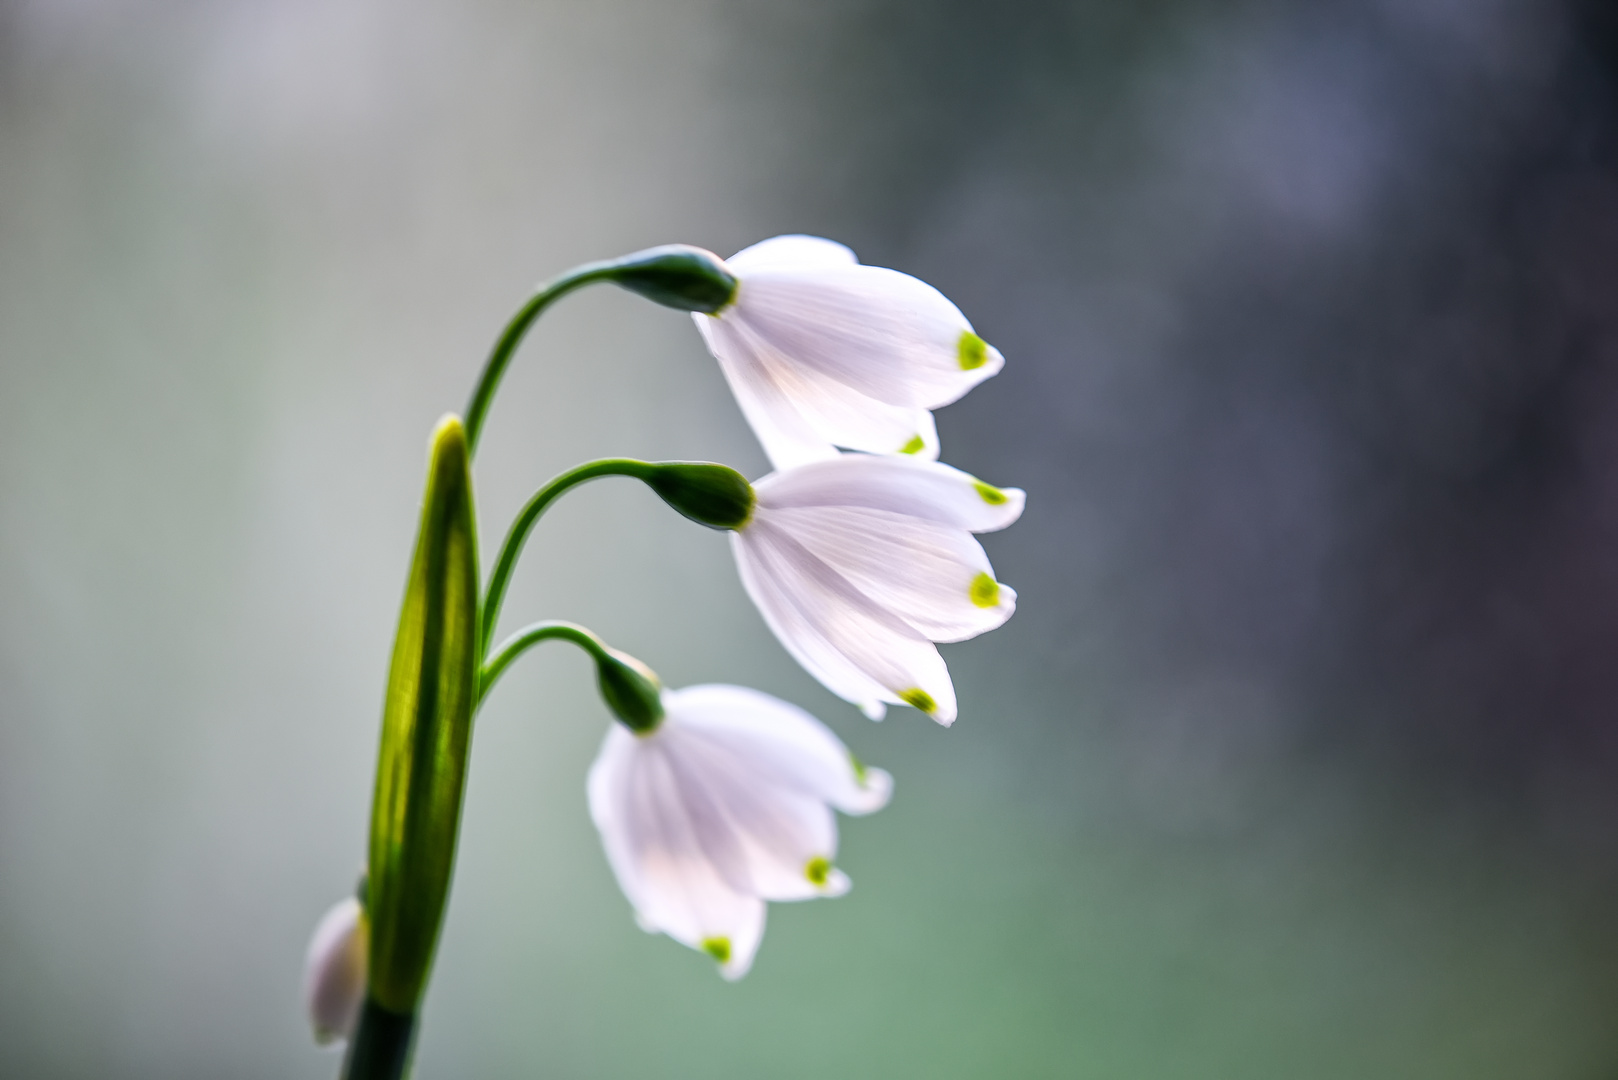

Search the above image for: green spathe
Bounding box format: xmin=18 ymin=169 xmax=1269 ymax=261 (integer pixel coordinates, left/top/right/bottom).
xmin=645 ymin=461 xmax=755 ymax=529
xmin=366 ymin=415 xmax=480 ymax=1016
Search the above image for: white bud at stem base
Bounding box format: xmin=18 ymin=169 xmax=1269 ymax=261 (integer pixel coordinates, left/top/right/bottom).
xmin=303 ymin=896 xmax=368 ymax=1047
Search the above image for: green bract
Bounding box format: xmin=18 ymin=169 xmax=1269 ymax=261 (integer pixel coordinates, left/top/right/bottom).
xmin=645 ymin=461 xmax=755 ymax=529
xmin=365 ymin=415 xmax=479 ymax=1017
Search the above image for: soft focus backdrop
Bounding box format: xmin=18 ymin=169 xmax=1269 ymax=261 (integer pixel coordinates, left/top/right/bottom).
xmin=5 ymin=1 xmax=1618 ymax=1077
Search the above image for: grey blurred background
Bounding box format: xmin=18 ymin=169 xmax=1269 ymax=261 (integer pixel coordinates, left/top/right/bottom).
xmin=4 ymin=0 xmax=1618 ymax=1076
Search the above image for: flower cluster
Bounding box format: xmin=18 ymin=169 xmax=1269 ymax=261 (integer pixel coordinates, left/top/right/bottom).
xmin=700 ymin=236 xmax=1024 ymax=725
xmin=303 ymin=236 xmax=1022 ymax=1056
xmin=590 ymin=237 xmax=1022 ymax=974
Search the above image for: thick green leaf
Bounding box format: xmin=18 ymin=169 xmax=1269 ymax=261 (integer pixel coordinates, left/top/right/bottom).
xmin=365 ymin=415 xmax=479 ymax=1014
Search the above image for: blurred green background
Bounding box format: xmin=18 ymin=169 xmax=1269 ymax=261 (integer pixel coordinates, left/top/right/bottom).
xmin=5 ymin=1 xmax=1618 ymax=1077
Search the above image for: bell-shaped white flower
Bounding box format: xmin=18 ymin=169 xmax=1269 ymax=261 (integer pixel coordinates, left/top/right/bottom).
xmin=302 ymin=895 xmax=368 ymax=1046
xmin=730 ymin=454 xmax=1024 ymax=726
xmin=693 ymin=235 xmax=1004 ymax=470
xmin=587 ymin=683 xmax=892 ymax=980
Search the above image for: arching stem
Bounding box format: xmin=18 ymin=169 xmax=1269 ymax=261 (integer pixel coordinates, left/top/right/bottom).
xmin=463 ymin=264 xmax=620 ymax=455
xmin=478 ymin=458 xmax=655 ymax=658
xmin=479 ymin=621 xmax=614 ymax=702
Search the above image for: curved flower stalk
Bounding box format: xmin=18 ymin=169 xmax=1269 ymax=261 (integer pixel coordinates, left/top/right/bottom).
xmin=304 ymin=897 xmax=368 ymax=1047
xmin=730 ymin=454 xmax=1025 ymax=725
xmin=588 ymin=683 xmax=892 ymax=979
xmin=693 ymin=235 xmax=1005 ymax=470
xmin=472 ymin=454 xmax=1025 ymax=727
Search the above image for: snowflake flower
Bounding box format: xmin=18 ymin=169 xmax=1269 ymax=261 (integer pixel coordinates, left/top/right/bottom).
xmin=730 ymin=454 xmax=1024 ymax=725
xmin=693 ymin=235 xmax=1004 ymax=470
xmin=587 ymin=683 xmax=891 ymax=979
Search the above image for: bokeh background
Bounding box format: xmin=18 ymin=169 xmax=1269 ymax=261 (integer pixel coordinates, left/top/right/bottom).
xmin=5 ymin=0 xmax=1618 ymax=1076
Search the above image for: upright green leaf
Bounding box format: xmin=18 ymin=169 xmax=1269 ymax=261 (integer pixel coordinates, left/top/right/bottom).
xmin=365 ymin=415 xmax=479 ymax=1015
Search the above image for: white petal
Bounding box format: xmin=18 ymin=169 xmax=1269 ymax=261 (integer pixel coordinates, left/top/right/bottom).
xmin=694 ymin=313 xmax=840 ymax=470
xmin=761 ymin=505 xmax=1017 ymax=642
xmin=695 ymin=314 xmax=941 ymax=470
xmin=587 ymin=725 xmax=647 ymax=910
xmin=732 ymin=524 xmax=959 ymax=725
xmin=850 ymin=764 xmax=895 ymax=812
xmin=725 ymin=234 xmax=858 ymax=274
xmin=722 ymin=318 xmax=944 ymax=462
xmin=727 ymin=264 xmax=1002 ymax=409
xmin=662 ymin=729 xmax=841 ymax=902
xmin=303 ymin=897 xmax=367 ymax=1047
xmin=666 ymin=685 xmax=894 ymax=816
xmin=587 ymin=727 xmax=766 ymax=978
xmin=730 ymin=532 xmax=891 ymax=717
xmin=755 ymin=454 xmax=1025 ymax=533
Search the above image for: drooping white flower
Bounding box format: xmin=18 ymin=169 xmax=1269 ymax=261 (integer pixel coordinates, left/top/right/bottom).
xmin=302 ymin=895 xmax=368 ymax=1046
xmin=587 ymin=683 xmax=892 ymax=980
xmin=730 ymin=454 xmax=1024 ymax=726
xmin=693 ymin=235 xmax=1004 ymax=471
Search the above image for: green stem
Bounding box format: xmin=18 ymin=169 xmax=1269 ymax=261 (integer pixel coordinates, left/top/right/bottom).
xmin=462 ymin=264 xmax=621 ymax=456
xmin=478 ymin=620 xmax=612 ymax=703
xmin=479 ymin=458 xmax=654 ymax=658
xmin=463 ymin=244 xmax=739 ymax=455
xmin=342 ymin=999 xmax=416 ymax=1080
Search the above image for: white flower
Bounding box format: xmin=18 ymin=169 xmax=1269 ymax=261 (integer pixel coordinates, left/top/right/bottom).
xmin=693 ymin=235 xmax=1004 ymax=471
xmin=302 ymin=896 xmax=368 ymax=1046
xmin=731 ymin=454 xmax=1024 ymax=725
xmin=587 ymin=683 xmax=892 ymax=980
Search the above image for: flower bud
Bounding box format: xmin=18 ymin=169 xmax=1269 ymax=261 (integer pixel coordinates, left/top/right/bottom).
xmin=644 ymin=461 xmax=755 ymax=530
xmin=596 ymin=647 xmax=665 ymax=733
xmin=605 ymin=245 xmax=737 ymax=315
xmin=303 ymin=897 xmax=368 ymax=1047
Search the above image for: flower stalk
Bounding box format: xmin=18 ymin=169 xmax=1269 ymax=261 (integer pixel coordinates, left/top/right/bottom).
xmin=479 ymin=459 xmax=751 ymax=656
xmin=463 ymin=245 xmax=735 ymax=454
xmin=478 ymin=619 xmax=663 ymax=733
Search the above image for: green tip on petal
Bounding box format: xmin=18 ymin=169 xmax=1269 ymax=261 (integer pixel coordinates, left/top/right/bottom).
xmin=969 ymin=572 xmax=1000 ymax=609
xmin=898 ymin=434 xmax=926 ymax=455
xmin=899 ymin=688 xmax=938 ymax=715
xmin=973 ymin=480 xmax=1009 ymax=506
xmin=848 ymin=751 xmax=868 ymax=784
xmin=957 ymin=330 xmax=990 ymax=371
xmin=702 ymin=937 xmax=732 ymax=964
xmin=805 ymin=856 xmax=832 ymax=886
